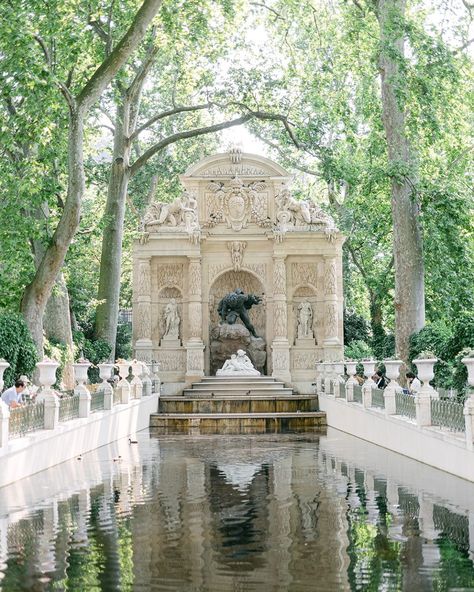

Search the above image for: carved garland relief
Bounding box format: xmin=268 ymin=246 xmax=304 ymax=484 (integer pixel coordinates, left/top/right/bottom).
xmin=137 ymin=260 xmax=151 ymax=297
xmin=292 ymin=263 xmax=318 ymax=290
xmin=156 ymin=263 xmax=184 ymax=290
xmin=273 ymin=260 xmax=286 ymax=294
xmin=324 ymin=260 xmax=337 ymax=296
xmin=135 ymin=302 xmax=151 ymax=340
xmin=325 ymin=302 xmax=338 ymax=339
xmin=188 ymin=260 xmax=202 ymax=296
xmin=273 ymin=301 xmax=287 ymax=338
xmin=272 ymin=350 xmax=289 ymax=370
xmin=156 ymin=350 xmax=186 ymax=372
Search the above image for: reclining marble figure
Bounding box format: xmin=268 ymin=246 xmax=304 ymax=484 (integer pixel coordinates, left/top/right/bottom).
xmin=216 ymin=350 xmax=260 ymax=376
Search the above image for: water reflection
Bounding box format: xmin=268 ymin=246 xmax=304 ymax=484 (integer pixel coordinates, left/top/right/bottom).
xmin=0 ymin=429 xmax=473 ymax=591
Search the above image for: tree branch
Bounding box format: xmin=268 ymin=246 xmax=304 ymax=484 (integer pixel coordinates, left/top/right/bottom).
xmin=131 ymin=102 xmax=213 ymax=140
xmin=77 ymin=0 xmax=162 ymax=111
xmin=33 ymin=35 xmax=75 ymax=111
xmin=129 ymin=114 xmax=254 ymax=176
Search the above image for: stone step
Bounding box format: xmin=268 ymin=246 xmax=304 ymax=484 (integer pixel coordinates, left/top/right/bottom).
xmin=196 ymin=376 xmax=279 ymax=382
xmin=161 ymin=395 xmax=317 ymax=401
xmin=159 ymin=398 xmax=317 ymax=414
xmin=153 ymin=412 xmax=325 ymax=419
xmin=149 ymin=412 xmax=327 ymax=434
xmin=183 ymin=388 xmax=294 ymax=397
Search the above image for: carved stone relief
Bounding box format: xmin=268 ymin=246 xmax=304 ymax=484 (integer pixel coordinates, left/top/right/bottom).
xmin=324 ymin=260 xmax=337 ymax=296
xmin=272 ymin=350 xmax=289 ymax=370
xmin=273 ymin=301 xmax=287 ymax=338
xmin=156 ymin=350 xmax=186 ymax=372
xmin=188 ymin=302 xmax=202 ymax=339
xmin=137 ymin=260 xmax=151 ymax=297
xmin=187 ymin=348 xmax=204 ymax=372
xmin=227 ymin=241 xmax=247 ymax=271
xmin=135 ymin=302 xmax=151 ymax=340
xmin=292 ymin=263 xmax=318 ymax=289
xmin=188 ymin=260 xmax=202 ymax=295
xmin=292 ymin=351 xmax=318 ymax=369
xmin=325 ymin=302 xmax=338 ymax=339
xmin=156 ymin=263 xmax=184 ymax=290
xmin=273 ymin=260 xmax=286 ymax=294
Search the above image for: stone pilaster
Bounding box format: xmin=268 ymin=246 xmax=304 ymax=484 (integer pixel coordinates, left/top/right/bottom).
xmin=323 ymin=256 xmax=340 ymax=346
xmin=271 ymin=257 xmax=291 ymax=382
xmin=134 ymin=258 xmax=153 ymax=362
xmin=186 ymin=257 xmax=205 ymax=381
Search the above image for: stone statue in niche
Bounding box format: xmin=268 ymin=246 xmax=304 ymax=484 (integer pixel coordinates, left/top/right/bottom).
xmin=216 ymin=349 xmax=260 ymax=376
xmin=297 ymin=301 xmax=314 ymax=339
xmin=275 ymin=186 xmax=335 ymax=229
xmin=163 ymin=298 xmax=180 ymax=340
xmin=217 ymin=288 xmax=262 ymax=338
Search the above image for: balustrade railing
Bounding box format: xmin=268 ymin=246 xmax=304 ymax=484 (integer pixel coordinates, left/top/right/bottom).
xmin=8 ymin=402 xmax=45 ymax=439
xmin=372 ymin=388 xmax=385 ymax=409
xmin=58 ymin=394 xmax=80 ymax=422
xmin=90 ymin=391 xmax=105 ymax=413
xmin=431 ymin=398 xmax=465 ymax=432
xmin=336 ymin=381 xmax=346 ymax=398
xmin=395 ymin=391 xmax=416 ymax=419
xmin=353 ymin=385 xmax=363 ymax=404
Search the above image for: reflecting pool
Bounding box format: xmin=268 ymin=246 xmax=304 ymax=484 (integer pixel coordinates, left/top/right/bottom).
xmin=0 ymin=428 xmax=474 ymax=591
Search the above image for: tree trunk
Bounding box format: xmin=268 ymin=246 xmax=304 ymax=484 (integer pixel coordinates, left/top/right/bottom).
xmin=21 ymin=111 xmax=85 ymax=353
xmin=377 ymin=0 xmax=425 ymax=364
xmin=95 ymin=101 xmax=131 ymax=360
xmin=20 ymin=0 xmax=163 ymax=352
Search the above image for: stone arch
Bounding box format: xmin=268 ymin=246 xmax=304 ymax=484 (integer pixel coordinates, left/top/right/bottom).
xmin=208 ymin=270 xmax=265 ymax=337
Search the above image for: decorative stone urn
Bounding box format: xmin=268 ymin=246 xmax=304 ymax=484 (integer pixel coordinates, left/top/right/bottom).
xmin=73 ymin=362 xmax=91 ymax=387
xmin=384 ymin=360 xmax=403 ymax=382
xmin=413 ymin=357 xmax=438 ymax=398
xmin=345 ymin=361 xmax=358 ymax=383
xmin=461 ymin=357 xmax=474 ymax=388
xmin=361 ymin=360 xmax=376 ymax=380
xmin=0 ymin=360 xmax=10 ymax=392
xmin=98 ymin=363 xmax=115 ymax=387
xmin=36 ymin=359 xmax=60 ymax=390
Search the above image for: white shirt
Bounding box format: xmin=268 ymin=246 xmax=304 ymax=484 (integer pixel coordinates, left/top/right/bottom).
xmin=1 ymin=386 xmax=22 ymax=406
xmin=410 ymin=377 xmax=421 ymax=393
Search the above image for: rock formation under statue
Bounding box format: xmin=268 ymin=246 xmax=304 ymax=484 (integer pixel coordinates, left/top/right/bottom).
xmin=210 ymin=323 xmax=266 ymax=376
xmin=217 ymin=288 xmax=262 ymax=338
xmin=216 ymin=349 xmax=260 ymax=376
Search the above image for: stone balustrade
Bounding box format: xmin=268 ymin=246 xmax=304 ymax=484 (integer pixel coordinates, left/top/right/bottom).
xmin=0 ymin=359 xmax=160 ymax=445
xmin=316 ymin=357 xmax=474 ymax=452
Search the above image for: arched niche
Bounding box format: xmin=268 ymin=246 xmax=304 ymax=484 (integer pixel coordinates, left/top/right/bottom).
xmin=208 ymin=270 xmax=266 ymax=338
xmin=155 ymin=286 xmax=182 ymax=344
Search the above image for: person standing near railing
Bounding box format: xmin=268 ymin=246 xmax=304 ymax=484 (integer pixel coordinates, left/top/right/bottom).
xmin=1 ymin=379 xmax=26 ymax=408
xmin=373 ymin=370 xmax=388 ymax=389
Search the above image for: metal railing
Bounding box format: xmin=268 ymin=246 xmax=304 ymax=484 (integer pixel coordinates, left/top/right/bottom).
xmin=90 ymin=391 xmax=105 ymax=412
xmin=395 ymin=391 xmax=416 ymax=419
xmin=372 ymin=388 xmax=385 ymax=409
xmin=58 ymin=394 xmax=80 ymax=422
xmin=431 ymin=398 xmax=465 ymax=432
xmin=8 ymin=402 xmax=45 ymax=439
xmin=353 ymin=385 xmax=363 ymax=404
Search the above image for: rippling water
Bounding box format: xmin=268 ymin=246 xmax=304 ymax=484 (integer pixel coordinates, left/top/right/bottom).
xmin=0 ymin=429 xmax=473 ymax=591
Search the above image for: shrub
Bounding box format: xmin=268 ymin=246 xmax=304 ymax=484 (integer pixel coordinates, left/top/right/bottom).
xmin=344 ymin=340 xmax=374 ymax=360
xmin=409 ymin=321 xmax=453 ymax=361
xmin=0 ymin=312 xmax=38 ymax=387
xmin=344 ymin=310 xmax=370 ymax=345
xmin=116 ymin=323 xmax=132 ymax=360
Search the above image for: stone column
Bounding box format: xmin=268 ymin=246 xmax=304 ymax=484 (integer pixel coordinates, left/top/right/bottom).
xmin=186 ymin=257 xmax=205 ymax=381
xmin=323 ymin=257 xmax=340 ymax=346
xmin=271 ymin=257 xmax=291 ymax=382
xmin=464 ymin=395 xmax=474 ymax=451
xmin=134 ymin=258 xmax=153 ymax=362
